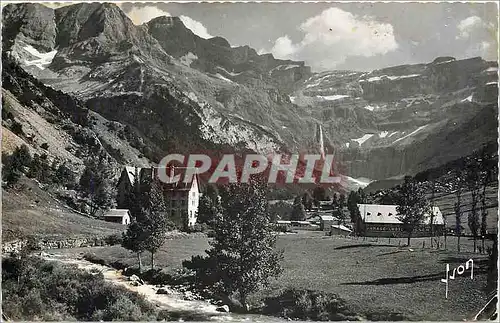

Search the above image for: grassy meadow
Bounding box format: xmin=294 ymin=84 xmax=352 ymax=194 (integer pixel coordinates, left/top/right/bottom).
xmin=53 ymin=231 xmax=492 ymax=321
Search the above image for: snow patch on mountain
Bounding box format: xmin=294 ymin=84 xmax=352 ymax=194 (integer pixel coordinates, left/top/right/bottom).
xmin=484 ymin=67 xmax=498 ymax=73
xmin=379 ymin=131 xmax=389 ymax=138
xmin=461 ymin=95 xmax=473 ymax=102
xmin=364 ymin=104 xmax=381 ymax=111
xmin=344 ymin=176 xmax=372 ymax=188
xmin=216 ymin=66 xmax=242 ymax=76
xmin=214 ymin=73 xmax=234 ymax=83
xmin=352 ymin=134 xmax=374 ymax=146
xmin=316 ymin=95 xmax=349 ymax=101
xmin=270 ymin=64 xmax=301 ymax=73
xmin=23 ymin=45 xmax=57 ymax=69
xmin=392 ymin=125 xmax=428 ymax=144
xmin=179 ymin=52 xmax=198 ymax=67
xmin=361 ymin=74 xmax=420 ymax=83
xmin=388 ymin=131 xmax=398 ymax=137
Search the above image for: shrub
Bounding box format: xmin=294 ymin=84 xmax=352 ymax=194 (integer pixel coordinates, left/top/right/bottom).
xmin=40 ymin=143 xmax=49 ymax=150
xmin=186 ymin=223 xmax=209 ymax=233
xmin=2 ymin=255 xmax=159 ymax=321
xmin=11 ymin=120 xmax=24 ymax=136
xmin=82 ymin=252 xmax=108 ymax=266
xmin=262 ymin=288 xmax=358 ymax=321
xmin=104 ymin=233 xmax=123 ymax=246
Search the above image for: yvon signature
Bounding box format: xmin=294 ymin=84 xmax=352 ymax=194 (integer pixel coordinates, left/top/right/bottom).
xmin=440 ymin=259 xmax=474 ymax=299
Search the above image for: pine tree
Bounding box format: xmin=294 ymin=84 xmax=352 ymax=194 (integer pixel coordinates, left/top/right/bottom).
xmin=396 ymin=176 xmax=429 ymax=246
xmin=291 ymin=195 xmax=306 ymax=221
xmin=121 ymin=168 xmax=148 ymax=272
xmin=78 ymin=154 xmax=114 ymax=217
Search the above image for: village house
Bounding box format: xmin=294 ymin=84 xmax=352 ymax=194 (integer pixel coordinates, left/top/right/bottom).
xmin=357 ymin=203 xmax=445 ymax=237
xmin=116 ymin=166 xmax=200 ymax=229
xmin=103 ymin=209 xmax=131 ymax=225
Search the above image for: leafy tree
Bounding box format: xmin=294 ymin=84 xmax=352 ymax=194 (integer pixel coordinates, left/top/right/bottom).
xmin=428 ymin=178 xmax=437 ymax=247
xmin=451 ymin=167 xmax=466 ymax=252
xmin=78 ymin=155 xmax=114 ymax=217
xmin=291 ymin=195 xmax=306 ymax=221
xmin=53 ymin=162 xmax=76 ymax=188
xmin=396 ymin=176 xmax=429 ymax=246
xmin=331 ymin=193 xmax=338 ymax=208
xmin=302 ymin=191 xmax=313 ymax=211
xmin=186 ymin=181 xmax=283 ymax=311
xmin=122 ymin=218 xmax=148 ymax=272
xmin=357 ymin=188 xmax=367 ymax=203
xmin=338 ymin=194 xmax=345 ymax=210
xmin=27 ymin=154 xmax=51 ymax=183
xmin=479 ymin=148 xmax=495 ymax=253
xmin=465 ymin=154 xmax=481 ymax=252
xmin=312 ymin=186 xmax=326 ymax=207
xmin=197 ymin=185 xmax=220 ymax=227
xmin=142 ymin=178 xmax=173 ymax=269
xmin=347 ymin=191 xmax=363 ymax=235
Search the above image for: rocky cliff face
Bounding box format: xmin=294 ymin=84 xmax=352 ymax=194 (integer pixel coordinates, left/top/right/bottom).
xmin=293 ymin=56 xmax=497 ymax=180
xmin=146 ymin=16 xmax=311 ymax=90
xmin=359 ymin=57 xmax=496 ymax=101
xmin=2 ymin=2 xmax=497 ymax=183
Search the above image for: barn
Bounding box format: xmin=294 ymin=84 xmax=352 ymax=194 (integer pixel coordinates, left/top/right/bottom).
xmin=319 ymin=215 xmax=335 ymax=231
xmin=357 ymin=204 xmax=444 ymax=237
xmin=103 ymin=209 xmax=131 ymax=225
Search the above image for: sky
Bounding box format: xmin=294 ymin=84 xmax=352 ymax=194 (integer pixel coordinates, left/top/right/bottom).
xmin=7 ymin=1 xmax=500 ymax=72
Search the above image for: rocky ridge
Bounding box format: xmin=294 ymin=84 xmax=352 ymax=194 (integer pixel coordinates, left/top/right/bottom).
xmin=2 ymin=2 xmax=498 ymax=181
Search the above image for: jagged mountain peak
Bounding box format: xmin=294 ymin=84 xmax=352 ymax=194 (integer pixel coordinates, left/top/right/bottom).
xmin=54 ymin=2 xmax=138 ymax=48
xmin=2 ymin=3 xmax=56 ymax=52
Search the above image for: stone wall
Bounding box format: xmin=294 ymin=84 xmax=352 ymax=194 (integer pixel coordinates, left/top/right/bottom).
xmin=2 ymin=236 xmax=109 ymax=254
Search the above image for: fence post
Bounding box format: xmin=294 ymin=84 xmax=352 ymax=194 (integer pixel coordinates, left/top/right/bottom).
xmin=422 ymin=241 xmax=425 ymax=249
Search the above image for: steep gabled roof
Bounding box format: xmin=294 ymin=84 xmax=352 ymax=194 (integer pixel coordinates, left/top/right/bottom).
xmin=357 ymin=204 xmax=444 ymax=225
xmin=124 ymin=166 xmax=138 ymax=184
xmin=104 ymin=209 xmax=130 ymax=217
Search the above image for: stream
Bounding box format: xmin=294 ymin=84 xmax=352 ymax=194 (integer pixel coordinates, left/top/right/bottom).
xmin=41 ymin=252 xmax=286 ymax=322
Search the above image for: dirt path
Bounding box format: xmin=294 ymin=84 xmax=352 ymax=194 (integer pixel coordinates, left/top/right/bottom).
xmin=41 ymin=252 xmax=281 ymax=322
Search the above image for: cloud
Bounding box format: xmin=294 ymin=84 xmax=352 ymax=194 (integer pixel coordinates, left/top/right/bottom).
xmin=126 ymin=6 xmax=213 ymax=39
xmin=178 ymin=15 xmax=213 ymax=39
xmin=268 ymin=7 xmax=398 ymax=71
xmin=456 ymin=16 xmax=497 ymax=60
xmin=456 ymin=16 xmax=487 ymax=39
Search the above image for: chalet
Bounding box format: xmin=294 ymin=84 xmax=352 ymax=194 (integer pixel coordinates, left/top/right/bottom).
xmin=357 ymin=204 xmax=444 ymax=237
xmin=116 ymin=166 xmax=200 ymax=229
xmin=104 ymin=209 xmax=131 ymax=225
xmin=162 ymin=172 xmax=200 ymax=228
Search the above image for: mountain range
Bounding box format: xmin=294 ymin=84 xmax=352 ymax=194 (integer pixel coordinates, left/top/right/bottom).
xmin=2 ymin=2 xmax=498 ymax=187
